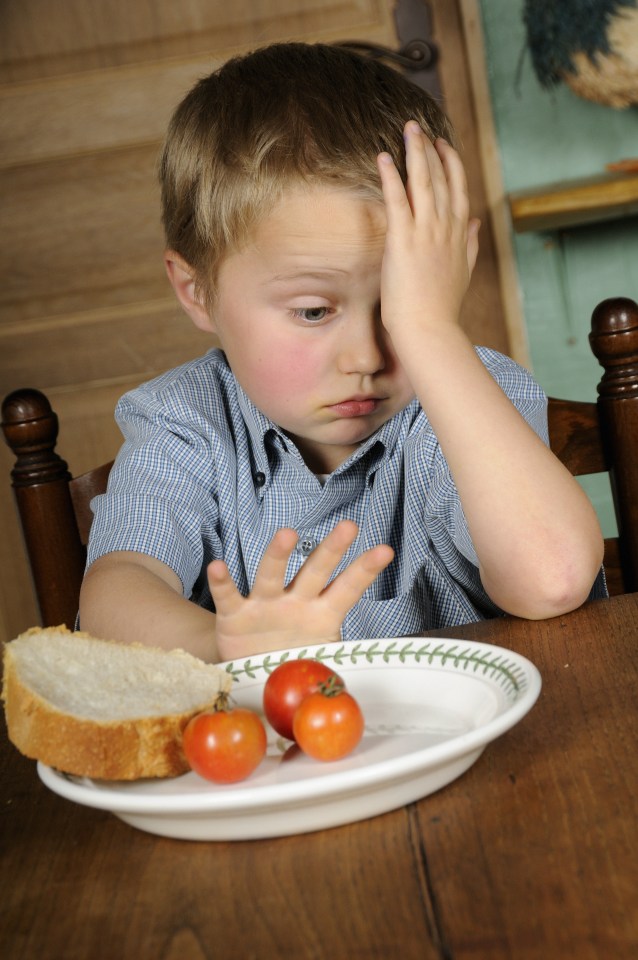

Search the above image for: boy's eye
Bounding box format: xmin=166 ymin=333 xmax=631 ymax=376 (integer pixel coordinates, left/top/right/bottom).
xmin=292 ymin=306 xmax=330 ymax=324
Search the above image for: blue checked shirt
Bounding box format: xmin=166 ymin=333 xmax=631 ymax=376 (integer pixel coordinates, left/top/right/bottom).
xmin=86 ymin=348 xmax=605 ymax=640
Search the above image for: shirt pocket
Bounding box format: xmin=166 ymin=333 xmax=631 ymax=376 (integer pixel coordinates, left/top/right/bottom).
xmin=343 ymin=593 xmax=427 ymax=640
xmin=342 ymin=566 xmax=489 ymax=640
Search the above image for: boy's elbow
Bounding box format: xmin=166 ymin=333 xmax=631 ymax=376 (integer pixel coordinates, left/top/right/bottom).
xmin=484 ymin=545 xmax=605 ymax=621
xmin=541 ymin=537 xmax=606 ymax=618
xmin=520 ymin=568 xmax=599 ymax=621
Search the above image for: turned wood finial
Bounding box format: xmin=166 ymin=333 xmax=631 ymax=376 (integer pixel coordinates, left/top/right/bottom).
xmin=1 ymin=388 xmax=71 ymax=488
xmin=589 ymin=298 xmax=638 ymax=400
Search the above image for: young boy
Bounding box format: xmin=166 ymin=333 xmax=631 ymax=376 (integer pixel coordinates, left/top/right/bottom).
xmin=79 ymin=42 xmax=605 ymax=663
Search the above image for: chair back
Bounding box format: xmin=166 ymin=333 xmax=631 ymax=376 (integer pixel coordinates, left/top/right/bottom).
xmin=2 ymin=297 xmax=638 ymax=628
xmin=547 ymin=298 xmax=638 ymax=596
xmin=1 ymin=389 xmax=113 ymax=628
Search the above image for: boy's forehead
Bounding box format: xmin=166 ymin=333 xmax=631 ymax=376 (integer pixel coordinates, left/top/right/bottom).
xmin=251 ymin=184 xmax=387 ymax=247
xmin=218 ymin=186 xmax=387 ymax=285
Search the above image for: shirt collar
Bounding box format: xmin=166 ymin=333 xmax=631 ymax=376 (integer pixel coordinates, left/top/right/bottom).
xmin=236 ymin=380 xmax=419 ymax=483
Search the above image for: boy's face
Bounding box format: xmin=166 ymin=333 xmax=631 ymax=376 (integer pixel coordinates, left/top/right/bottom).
xmin=208 ymin=185 xmax=415 ymax=473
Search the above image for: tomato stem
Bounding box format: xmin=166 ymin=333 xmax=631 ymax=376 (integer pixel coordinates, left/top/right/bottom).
xmin=318 ymin=675 xmax=346 ymax=697
xmin=214 ymin=692 xmax=233 ymax=712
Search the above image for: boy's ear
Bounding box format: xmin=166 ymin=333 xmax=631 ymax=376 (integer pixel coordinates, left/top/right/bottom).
xmin=164 ymin=251 xmax=216 ymax=333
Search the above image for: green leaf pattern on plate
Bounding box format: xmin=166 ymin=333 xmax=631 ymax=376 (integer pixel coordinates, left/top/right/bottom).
xmin=225 ymin=640 xmax=528 ymax=699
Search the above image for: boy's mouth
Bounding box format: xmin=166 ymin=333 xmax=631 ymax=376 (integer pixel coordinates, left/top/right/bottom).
xmin=328 ymin=397 xmax=382 ymax=418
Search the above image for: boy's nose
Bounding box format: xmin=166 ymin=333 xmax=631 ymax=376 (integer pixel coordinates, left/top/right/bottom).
xmin=337 ymin=311 xmax=387 ymax=375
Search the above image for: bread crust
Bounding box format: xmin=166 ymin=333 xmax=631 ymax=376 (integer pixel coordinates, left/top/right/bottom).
xmin=2 ymin=627 xmax=232 ymax=780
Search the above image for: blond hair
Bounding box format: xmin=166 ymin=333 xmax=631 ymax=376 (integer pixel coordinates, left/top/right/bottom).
xmin=159 ymin=42 xmax=455 ymax=306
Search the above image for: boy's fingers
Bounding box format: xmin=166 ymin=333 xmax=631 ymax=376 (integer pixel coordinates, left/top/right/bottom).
xmin=289 ymin=519 xmax=360 ymax=598
xmin=435 ymin=138 xmax=470 ymax=221
xmin=403 ymin=121 xmax=430 ymax=199
xmin=207 ymin=559 xmax=243 ymax=612
xmin=390 ymin=122 xmax=457 ymax=223
xmin=251 ymin=528 xmax=299 ymax=597
xmin=467 ymin=218 xmax=481 ymax=275
xmin=407 ymin=123 xmax=449 ymax=216
xmin=209 ymin=527 xmax=300 ymax=608
xmin=321 ymin=545 xmax=395 ymax=613
xmin=377 ymin=152 xmax=412 ymax=229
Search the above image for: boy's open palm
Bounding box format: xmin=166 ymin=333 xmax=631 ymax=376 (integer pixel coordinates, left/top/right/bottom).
xmin=208 ymin=521 xmax=394 ymax=660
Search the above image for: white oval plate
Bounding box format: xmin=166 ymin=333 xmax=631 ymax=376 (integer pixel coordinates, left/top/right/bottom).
xmin=38 ymin=637 xmax=541 ymax=841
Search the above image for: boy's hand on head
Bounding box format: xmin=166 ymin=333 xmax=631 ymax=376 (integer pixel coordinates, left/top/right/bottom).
xmin=376 ymin=121 xmax=479 ymax=338
xmin=207 ymin=520 xmax=393 ymax=660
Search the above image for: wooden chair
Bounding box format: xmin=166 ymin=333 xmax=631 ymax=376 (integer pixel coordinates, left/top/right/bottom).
xmin=546 ymin=297 xmax=638 ymax=597
xmin=2 ymin=394 xmax=114 ymax=629
xmin=2 ymin=297 xmax=638 ymax=629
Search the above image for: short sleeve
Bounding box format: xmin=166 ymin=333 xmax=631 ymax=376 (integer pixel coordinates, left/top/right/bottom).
xmin=86 ymin=379 xmax=223 ymax=597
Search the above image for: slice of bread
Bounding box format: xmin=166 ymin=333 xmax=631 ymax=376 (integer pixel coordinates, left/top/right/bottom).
xmin=2 ymin=625 xmax=233 ymax=780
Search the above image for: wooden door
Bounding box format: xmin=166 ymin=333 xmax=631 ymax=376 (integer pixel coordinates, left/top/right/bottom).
xmin=0 ymin=0 xmax=518 ymax=644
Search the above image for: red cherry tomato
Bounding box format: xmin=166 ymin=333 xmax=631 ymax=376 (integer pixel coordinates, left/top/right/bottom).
xmin=263 ymin=659 xmax=342 ymax=741
xmin=183 ymin=706 xmax=267 ymax=783
xmin=292 ymin=682 xmax=364 ymax=761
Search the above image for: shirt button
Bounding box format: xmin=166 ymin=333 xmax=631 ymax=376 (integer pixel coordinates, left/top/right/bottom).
xmin=254 ymin=471 xmax=266 ymax=487
xmin=297 ymin=533 xmax=318 ymax=557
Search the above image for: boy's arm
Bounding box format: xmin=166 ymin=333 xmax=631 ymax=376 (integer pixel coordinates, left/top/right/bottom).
xmin=376 ymin=123 xmax=604 ymax=620
xmin=79 ymin=552 xmax=219 ymax=662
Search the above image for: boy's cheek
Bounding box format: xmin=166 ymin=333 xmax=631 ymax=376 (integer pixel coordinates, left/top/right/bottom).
xmin=234 ymin=343 xmax=320 ymax=405
xmin=260 ymin=342 xmax=320 ymax=389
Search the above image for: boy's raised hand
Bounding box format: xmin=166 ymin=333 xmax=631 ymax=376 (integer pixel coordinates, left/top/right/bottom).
xmin=376 ymin=121 xmax=479 ymax=336
xmin=208 ymin=521 xmax=394 ymax=660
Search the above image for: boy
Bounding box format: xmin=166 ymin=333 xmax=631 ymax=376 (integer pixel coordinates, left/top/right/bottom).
xmin=79 ymin=43 xmax=605 ymax=663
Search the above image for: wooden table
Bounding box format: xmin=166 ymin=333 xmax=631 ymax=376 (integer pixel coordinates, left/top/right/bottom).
xmin=2 ymin=594 xmax=637 ymax=960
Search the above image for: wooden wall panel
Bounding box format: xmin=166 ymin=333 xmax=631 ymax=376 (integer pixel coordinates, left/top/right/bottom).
xmin=0 ymin=0 xmax=392 ymax=80
xmin=1 ymin=147 xmax=166 ymax=324
xmin=0 ymin=61 xmax=213 ymax=167
xmin=1 ymin=305 xmax=212 ymax=395
xmin=430 ymin=0 xmax=512 ymax=356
